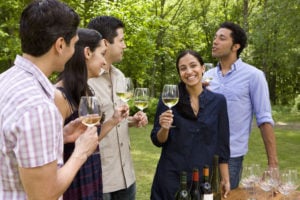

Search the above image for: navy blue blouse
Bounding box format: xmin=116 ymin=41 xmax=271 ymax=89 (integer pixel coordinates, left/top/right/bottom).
xmin=150 ymin=82 xmax=230 ymax=200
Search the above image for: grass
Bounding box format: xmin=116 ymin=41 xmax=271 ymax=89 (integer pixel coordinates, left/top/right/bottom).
xmin=130 ymin=112 xmax=300 ymax=200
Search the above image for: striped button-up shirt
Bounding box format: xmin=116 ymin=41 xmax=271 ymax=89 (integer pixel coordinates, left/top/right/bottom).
xmin=0 ymin=55 xmax=63 ymax=199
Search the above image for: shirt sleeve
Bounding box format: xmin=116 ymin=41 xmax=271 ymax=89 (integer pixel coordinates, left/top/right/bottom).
xmin=14 ymin=103 xmax=63 ymax=168
xmin=250 ymin=70 xmax=274 ymax=127
xmin=150 ymin=96 xmax=168 ymax=147
xmin=217 ymin=94 xmax=230 ymax=163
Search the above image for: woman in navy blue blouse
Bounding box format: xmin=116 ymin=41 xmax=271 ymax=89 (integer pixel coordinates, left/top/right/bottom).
xmin=150 ymin=50 xmax=231 ymax=200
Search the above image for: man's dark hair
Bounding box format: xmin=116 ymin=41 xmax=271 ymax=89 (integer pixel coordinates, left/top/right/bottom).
xmin=20 ymin=0 xmax=80 ymax=56
xmin=87 ymin=16 xmax=124 ymax=44
xmin=220 ymin=22 xmax=247 ymax=57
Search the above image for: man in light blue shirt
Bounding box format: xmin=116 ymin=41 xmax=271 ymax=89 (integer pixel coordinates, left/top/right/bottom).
xmin=204 ymin=22 xmax=278 ymax=189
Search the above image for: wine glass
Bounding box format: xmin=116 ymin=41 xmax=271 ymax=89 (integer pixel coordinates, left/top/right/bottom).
xmin=78 ymin=96 xmax=102 ymax=127
xmin=258 ymin=170 xmax=273 ymax=200
xmin=116 ymin=77 xmax=134 ymax=103
xmin=240 ymin=164 xmax=257 ymax=200
xmin=134 ymin=88 xmax=149 ymax=111
xmin=161 ymin=84 xmax=179 ymax=109
xmin=161 ymin=84 xmax=179 ymax=128
xmin=278 ymin=169 xmax=299 ymax=200
xmin=203 ymin=63 xmax=214 ymax=83
xmin=270 ymin=167 xmax=280 ymax=198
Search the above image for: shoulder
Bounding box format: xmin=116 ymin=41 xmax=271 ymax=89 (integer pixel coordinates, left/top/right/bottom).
xmin=54 ymin=88 xmax=70 ymax=120
xmin=238 ymin=59 xmax=264 ymax=75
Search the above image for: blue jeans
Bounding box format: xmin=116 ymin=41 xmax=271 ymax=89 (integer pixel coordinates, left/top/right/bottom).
xmin=228 ymin=156 xmax=244 ymax=189
xmin=102 ymin=183 xmax=136 ymax=200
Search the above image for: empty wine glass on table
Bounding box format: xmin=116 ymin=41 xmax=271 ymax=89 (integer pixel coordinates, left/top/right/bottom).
xmin=241 ymin=164 xmax=259 ymax=200
xmin=134 ymin=88 xmax=149 ymax=112
xmin=278 ymin=169 xmax=299 ymax=200
xmin=259 ymin=170 xmax=273 ymax=200
xmin=116 ymin=77 xmax=134 ymax=103
xmin=78 ymin=96 xmax=102 ymax=127
xmin=270 ymin=167 xmax=280 ymax=199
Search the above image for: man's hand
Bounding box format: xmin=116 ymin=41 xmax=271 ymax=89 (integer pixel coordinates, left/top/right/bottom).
xmin=129 ymin=111 xmax=148 ymax=127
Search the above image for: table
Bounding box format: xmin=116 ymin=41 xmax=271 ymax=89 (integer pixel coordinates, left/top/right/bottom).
xmin=222 ymin=187 xmax=300 ymax=200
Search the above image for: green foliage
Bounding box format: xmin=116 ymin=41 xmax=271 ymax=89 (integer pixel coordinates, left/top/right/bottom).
xmin=1 ymin=0 xmax=299 ymax=106
xmin=291 ymin=95 xmax=300 ymax=113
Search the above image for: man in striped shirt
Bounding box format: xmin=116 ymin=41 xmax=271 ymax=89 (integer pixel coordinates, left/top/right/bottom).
xmin=0 ymin=0 xmax=99 ymax=199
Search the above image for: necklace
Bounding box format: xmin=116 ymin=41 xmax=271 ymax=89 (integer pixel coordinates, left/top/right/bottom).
xmin=190 ymin=98 xmax=199 ymax=116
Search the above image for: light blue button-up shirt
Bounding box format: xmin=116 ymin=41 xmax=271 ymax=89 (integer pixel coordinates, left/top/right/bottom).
xmin=204 ymin=58 xmax=274 ymax=157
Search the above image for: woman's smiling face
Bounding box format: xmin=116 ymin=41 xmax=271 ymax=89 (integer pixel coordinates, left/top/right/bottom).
xmin=177 ymin=53 xmax=205 ymax=87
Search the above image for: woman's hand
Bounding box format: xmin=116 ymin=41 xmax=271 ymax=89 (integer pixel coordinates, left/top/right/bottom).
xmin=63 ymin=117 xmax=87 ymax=143
xmin=159 ymin=110 xmax=174 ymax=130
xmin=73 ymin=126 xmax=98 ymax=159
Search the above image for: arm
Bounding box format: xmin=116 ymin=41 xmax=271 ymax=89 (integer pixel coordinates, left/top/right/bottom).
xmin=54 ymin=88 xmax=77 ymax=144
xmin=219 ymin=163 xmax=230 ymax=198
xmin=156 ymin=110 xmax=173 ymax=143
xmin=19 ymin=126 xmax=98 ymax=200
xmin=250 ymin=70 xmax=278 ymax=168
xmin=98 ymin=104 xmax=129 ymax=141
xmin=150 ymin=97 xmax=172 ymax=146
xmin=54 ymin=88 xmax=70 ymax=121
xmin=259 ymin=122 xmax=278 ymax=168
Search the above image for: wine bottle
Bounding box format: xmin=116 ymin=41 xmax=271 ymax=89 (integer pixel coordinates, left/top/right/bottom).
xmin=201 ymin=165 xmax=213 ymax=200
xmin=175 ymin=171 xmax=191 ymax=200
xmin=190 ymin=168 xmax=201 ymax=200
xmin=211 ymin=155 xmax=221 ymax=200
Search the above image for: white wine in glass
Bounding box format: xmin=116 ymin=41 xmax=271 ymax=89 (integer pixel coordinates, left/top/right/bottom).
xmin=116 ymin=77 xmax=134 ymax=103
xmin=78 ymin=96 xmax=102 ymax=127
xmin=134 ymin=88 xmax=149 ymax=111
xmin=162 ymin=84 xmax=179 ymax=109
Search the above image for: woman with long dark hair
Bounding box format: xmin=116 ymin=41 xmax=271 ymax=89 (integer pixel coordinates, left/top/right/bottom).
xmin=55 ymin=28 xmax=128 ymax=200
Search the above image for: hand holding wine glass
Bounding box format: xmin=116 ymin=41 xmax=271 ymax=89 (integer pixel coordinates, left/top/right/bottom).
xmin=78 ymin=96 xmax=102 ymax=127
xmin=258 ymin=170 xmax=273 ymax=200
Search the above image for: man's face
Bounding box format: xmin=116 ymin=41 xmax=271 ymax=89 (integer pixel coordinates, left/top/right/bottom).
xmin=212 ymin=28 xmax=235 ymax=59
xmin=106 ymin=28 xmax=126 ymax=64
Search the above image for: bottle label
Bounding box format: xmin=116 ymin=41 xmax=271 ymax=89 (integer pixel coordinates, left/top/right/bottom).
xmin=203 ymin=194 xmax=213 ymax=200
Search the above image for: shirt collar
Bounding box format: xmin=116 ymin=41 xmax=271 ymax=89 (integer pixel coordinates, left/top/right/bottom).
xmin=217 ymin=58 xmax=243 ymax=74
xmin=14 ymin=55 xmax=55 ymax=100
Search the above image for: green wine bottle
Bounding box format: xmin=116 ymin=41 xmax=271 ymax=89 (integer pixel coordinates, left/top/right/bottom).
xmin=211 ymin=155 xmax=221 ymax=200
xmin=175 ymin=171 xmax=191 ymax=200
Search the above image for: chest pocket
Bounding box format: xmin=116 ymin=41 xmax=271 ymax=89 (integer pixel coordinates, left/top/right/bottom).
xmin=221 ymin=85 xmax=247 ymax=102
